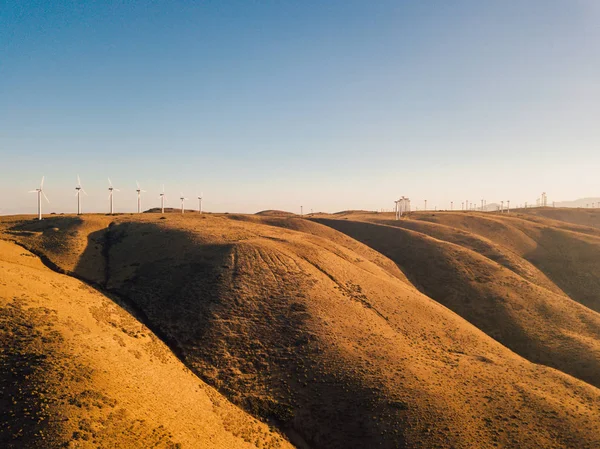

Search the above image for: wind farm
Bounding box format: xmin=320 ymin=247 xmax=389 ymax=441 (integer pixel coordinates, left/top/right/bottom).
xmin=21 ymin=174 xmax=592 ymax=221
xmin=2 ymin=201 xmax=600 ymax=448
xmin=3 ymin=1 xmax=600 ymax=448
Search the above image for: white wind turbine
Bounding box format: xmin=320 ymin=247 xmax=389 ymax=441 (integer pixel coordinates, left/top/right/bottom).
xmin=29 ymin=176 xmax=49 ymax=220
xmin=108 ymin=178 xmax=120 ymax=215
xmin=180 ymin=193 xmax=188 ymax=214
xmin=75 ymin=175 xmax=87 ymax=215
xmin=197 ymin=192 xmax=203 ymax=213
xmin=159 ymin=185 xmax=166 ymax=214
xmin=135 ymin=181 xmax=146 ymax=214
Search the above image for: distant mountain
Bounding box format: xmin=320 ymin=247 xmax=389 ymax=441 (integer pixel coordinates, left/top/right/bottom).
xmin=553 ymin=197 xmax=600 ymax=208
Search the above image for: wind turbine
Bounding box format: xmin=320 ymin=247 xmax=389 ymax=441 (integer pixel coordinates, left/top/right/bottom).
xmin=506 ymin=200 xmax=510 ymax=213
xmin=159 ymin=185 xmax=166 ymax=214
xmin=197 ymin=192 xmax=203 ymax=213
xmin=135 ymin=181 xmax=146 ymax=214
xmin=180 ymin=193 xmax=188 ymax=214
xmin=75 ymin=175 xmax=87 ymax=215
xmin=108 ymin=178 xmax=120 ymax=215
xmin=29 ymin=176 xmax=49 ymax=220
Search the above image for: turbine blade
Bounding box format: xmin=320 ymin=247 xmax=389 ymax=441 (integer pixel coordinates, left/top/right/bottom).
xmin=141 ymin=189 xmax=146 ymax=193
xmin=42 ymin=192 xmax=50 ymax=203
xmin=162 ymin=184 xmax=165 ymax=193
xmin=114 ymin=188 xmax=120 ymax=192
xmin=136 ymin=181 xmax=140 ymax=189
xmin=28 ymin=190 xmax=37 ymax=193
xmin=82 ymin=189 xmax=88 ymax=196
xmin=40 ymin=176 xmax=45 ymax=188
xmin=75 ymin=191 xmax=79 ymax=197
xmin=108 ymin=177 xmax=112 ymax=187
xmin=77 ymin=174 xmax=81 ymax=186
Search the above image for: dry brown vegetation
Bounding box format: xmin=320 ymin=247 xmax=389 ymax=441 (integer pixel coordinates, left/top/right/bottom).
xmin=1 ymin=210 xmax=600 ymax=448
xmin=0 ymin=237 xmax=291 ymax=449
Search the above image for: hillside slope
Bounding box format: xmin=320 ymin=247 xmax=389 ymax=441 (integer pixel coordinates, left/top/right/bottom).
xmin=314 ymin=217 xmax=600 ymax=389
xmin=0 ymin=239 xmax=291 ymax=449
xmin=405 ymin=211 xmax=600 ymax=313
xmin=3 ymin=214 xmax=600 ymax=449
xmin=519 ymin=207 xmax=600 ymax=230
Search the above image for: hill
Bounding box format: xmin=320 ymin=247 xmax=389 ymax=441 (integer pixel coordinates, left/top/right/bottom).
xmin=518 ymin=207 xmax=600 ymax=229
xmin=255 ymin=210 xmax=296 ymax=217
xmin=553 ymin=197 xmax=600 ymax=209
xmin=0 ymin=238 xmax=291 ymax=449
xmin=2 ymin=213 xmax=600 ymax=449
xmin=313 ymin=214 xmax=600 ymax=389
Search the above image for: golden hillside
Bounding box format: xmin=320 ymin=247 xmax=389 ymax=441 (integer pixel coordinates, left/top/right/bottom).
xmin=2 ymin=213 xmax=599 ymax=449
xmin=0 ymin=238 xmax=291 ymax=449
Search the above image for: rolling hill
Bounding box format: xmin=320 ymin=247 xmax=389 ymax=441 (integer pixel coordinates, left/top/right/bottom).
xmin=2 ymin=213 xmax=600 ymax=449
xmin=0 ymin=238 xmax=292 ymax=449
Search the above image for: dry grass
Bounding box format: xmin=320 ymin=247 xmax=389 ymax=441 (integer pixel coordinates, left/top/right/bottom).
xmin=0 ymin=238 xmax=292 ymax=449
xmin=2 ymin=213 xmax=599 ymax=448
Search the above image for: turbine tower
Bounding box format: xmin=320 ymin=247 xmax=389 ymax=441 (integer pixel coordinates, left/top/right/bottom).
xmin=135 ymin=181 xmax=146 ymax=214
xmin=506 ymin=200 xmax=510 ymax=213
xmin=108 ymin=178 xmax=120 ymax=215
xmin=450 ymin=201 xmax=453 ymax=211
xmin=75 ymin=175 xmax=87 ymax=215
xmin=395 ymin=196 xmax=409 ymax=219
xmin=159 ymin=185 xmax=166 ymax=214
xmin=424 ymin=199 xmax=427 ymax=211
xmin=197 ymin=192 xmax=203 ymax=213
xmin=180 ymin=193 xmax=188 ymax=214
xmin=29 ymin=176 xmax=49 ymax=220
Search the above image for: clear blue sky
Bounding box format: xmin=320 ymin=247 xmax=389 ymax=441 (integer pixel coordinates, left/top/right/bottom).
xmin=1 ymin=0 xmax=599 ymax=214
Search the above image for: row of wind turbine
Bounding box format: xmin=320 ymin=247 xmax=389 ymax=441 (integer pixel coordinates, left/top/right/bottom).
xmin=29 ymin=176 xmax=204 ymax=220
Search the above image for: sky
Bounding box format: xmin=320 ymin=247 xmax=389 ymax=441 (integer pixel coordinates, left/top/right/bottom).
xmin=1 ymin=0 xmax=599 ymax=214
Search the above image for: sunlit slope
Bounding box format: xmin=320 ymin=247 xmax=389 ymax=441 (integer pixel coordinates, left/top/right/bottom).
xmin=519 ymin=207 xmax=600 ymax=230
xmin=404 ymin=211 xmax=600 ymax=313
xmin=228 ymin=214 xmax=411 ymax=284
xmin=0 ymin=239 xmax=291 ymax=449
xmin=340 ymin=214 xmax=563 ymax=294
xmin=0 ymin=214 xmax=112 ymax=282
xmin=4 ymin=214 xmax=600 ymax=449
xmin=314 ymin=217 xmax=600 ymax=389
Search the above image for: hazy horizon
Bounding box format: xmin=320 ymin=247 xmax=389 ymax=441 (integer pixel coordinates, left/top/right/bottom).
xmin=2 ymin=1 xmax=599 ymax=214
